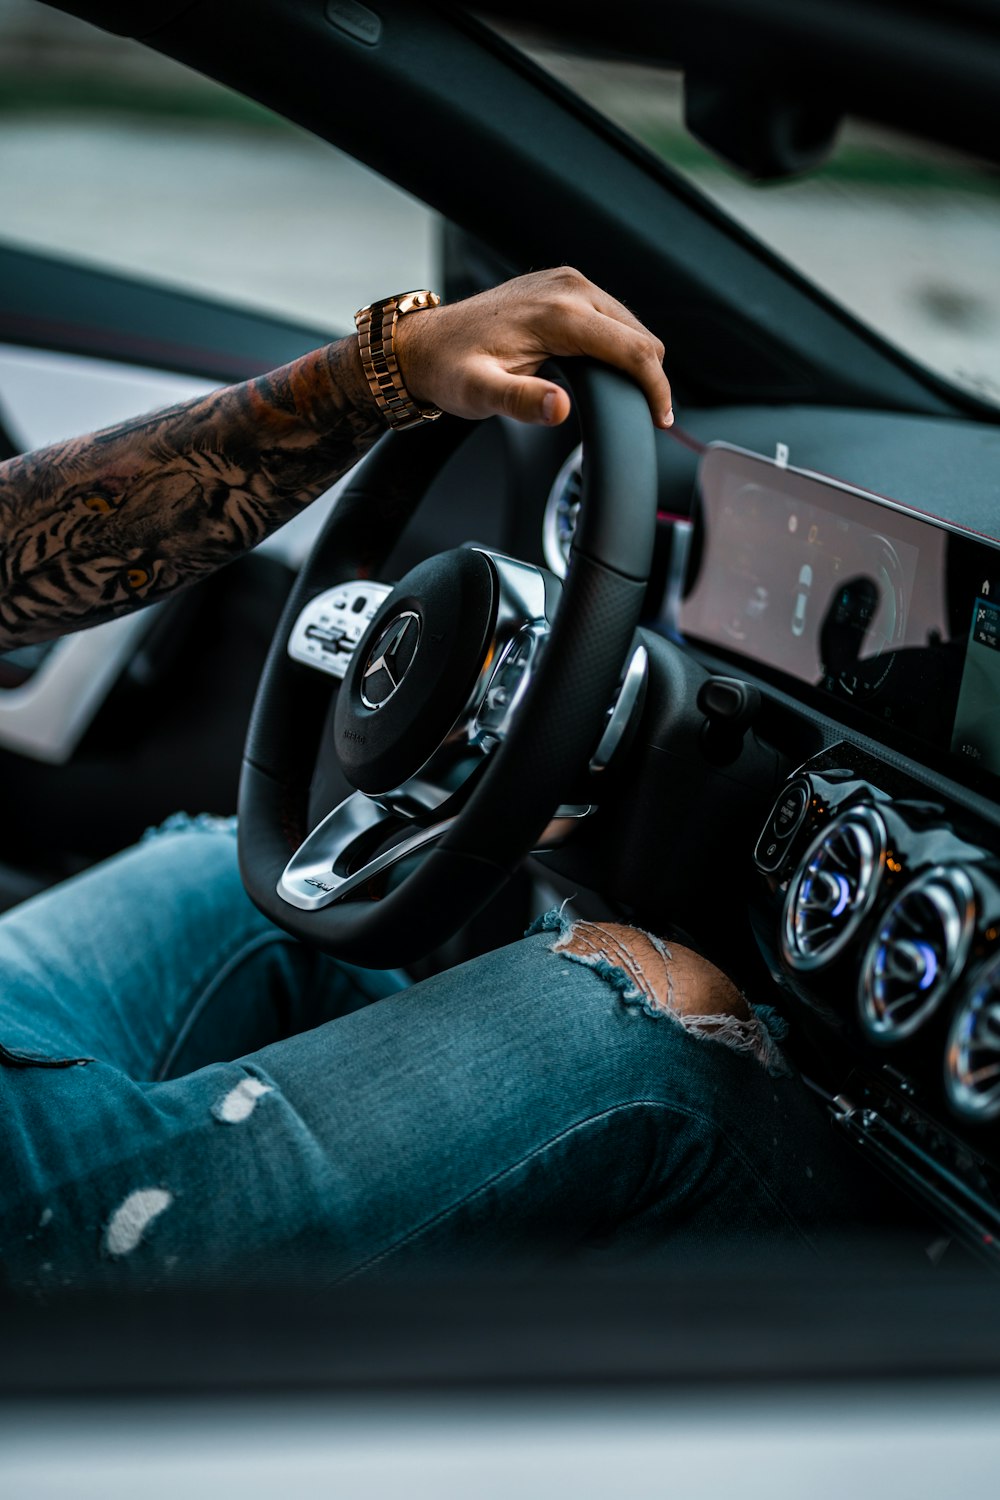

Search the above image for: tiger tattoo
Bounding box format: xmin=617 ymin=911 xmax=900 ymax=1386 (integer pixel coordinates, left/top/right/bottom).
xmin=0 ymin=338 xmax=383 ymax=648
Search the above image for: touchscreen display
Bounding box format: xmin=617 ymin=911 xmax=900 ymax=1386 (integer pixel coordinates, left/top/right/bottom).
xmin=677 ymin=444 xmax=1000 ymax=788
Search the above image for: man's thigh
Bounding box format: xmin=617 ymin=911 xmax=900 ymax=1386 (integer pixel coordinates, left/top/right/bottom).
xmin=1 ymin=923 xmax=870 ymax=1291
xmin=0 ymin=815 xmax=403 ymax=1080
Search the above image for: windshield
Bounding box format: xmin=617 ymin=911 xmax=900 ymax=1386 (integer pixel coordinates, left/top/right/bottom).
xmin=505 ymin=40 xmax=1000 ymax=409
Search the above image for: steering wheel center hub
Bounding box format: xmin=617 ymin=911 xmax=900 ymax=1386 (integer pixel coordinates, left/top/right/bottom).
xmin=334 ymin=547 xmax=497 ymax=795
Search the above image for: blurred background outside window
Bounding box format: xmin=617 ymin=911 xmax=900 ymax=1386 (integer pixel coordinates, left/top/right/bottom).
xmin=512 ymin=38 xmax=1000 ymax=408
xmin=0 ymin=0 xmax=437 ymax=334
xmin=2 ymin=5 xmax=999 ymax=407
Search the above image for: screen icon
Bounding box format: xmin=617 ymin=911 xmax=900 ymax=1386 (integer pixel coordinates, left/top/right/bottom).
xmin=983 ymin=580 xmax=991 ymax=596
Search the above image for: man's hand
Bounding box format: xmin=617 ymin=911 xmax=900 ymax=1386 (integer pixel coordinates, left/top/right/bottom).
xmin=392 ymin=267 xmax=673 ymax=430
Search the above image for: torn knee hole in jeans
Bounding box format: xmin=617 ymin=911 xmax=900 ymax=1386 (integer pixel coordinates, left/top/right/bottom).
xmin=529 ymin=909 xmax=789 ymax=1076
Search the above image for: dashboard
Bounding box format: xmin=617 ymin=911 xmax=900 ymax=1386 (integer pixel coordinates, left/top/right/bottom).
xmin=685 ymin=445 xmax=1000 ymax=1261
xmin=544 ymin=429 xmax=1000 ymax=1263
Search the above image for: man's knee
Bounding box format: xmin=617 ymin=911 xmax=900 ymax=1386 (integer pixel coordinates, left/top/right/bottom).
xmin=537 ymin=915 xmax=787 ymax=1075
xmin=551 ymin=919 xmax=747 ymax=1020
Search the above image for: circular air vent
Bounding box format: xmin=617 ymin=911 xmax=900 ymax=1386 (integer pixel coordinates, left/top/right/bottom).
xmin=542 ymin=444 xmax=582 ymax=578
xmin=859 ymin=866 xmax=975 ymax=1044
xmin=782 ymin=805 xmax=886 ymax=971
xmin=946 ymin=959 xmax=1000 ymax=1123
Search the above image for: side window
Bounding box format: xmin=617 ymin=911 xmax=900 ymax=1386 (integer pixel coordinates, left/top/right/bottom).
xmin=0 ymin=344 xmax=211 ymax=453
xmin=502 ymin=31 xmax=1000 ymax=410
xmin=0 ymin=2 xmax=438 ymax=332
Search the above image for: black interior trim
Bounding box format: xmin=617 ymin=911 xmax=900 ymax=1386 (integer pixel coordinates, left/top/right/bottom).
xmin=3 ymin=1256 xmax=1000 ymax=1393
xmin=477 ymin=0 xmax=1000 ymax=172
xmin=0 ymin=242 xmax=340 ymax=383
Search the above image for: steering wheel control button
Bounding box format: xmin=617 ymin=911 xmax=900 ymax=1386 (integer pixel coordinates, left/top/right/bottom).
xmin=335 ymin=547 xmax=498 ymax=796
xmin=305 ymin=623 xmax=345 ymax=648
xmin=288 ymin=580 xmax=393 ymax=680
xmin=360 ymin=611 xmax=421 ymax=709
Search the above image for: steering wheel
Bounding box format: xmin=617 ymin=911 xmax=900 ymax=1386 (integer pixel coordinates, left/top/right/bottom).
xmin=237 ymin=359 xmax=657 ymax=969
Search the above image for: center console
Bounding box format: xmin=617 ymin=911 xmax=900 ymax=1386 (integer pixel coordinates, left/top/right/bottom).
xmin=672 ymin=444 xmax=1000 ymax=1261
xmin=752 ymin=745 xmax=1000 ymax=1260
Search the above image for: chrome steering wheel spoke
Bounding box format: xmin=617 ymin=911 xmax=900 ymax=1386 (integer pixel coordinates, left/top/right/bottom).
xmin=277 ymin=791 xmax=456 ymax=911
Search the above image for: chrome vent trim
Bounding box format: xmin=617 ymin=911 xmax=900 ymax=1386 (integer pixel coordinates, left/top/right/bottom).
xmin=947 ymin=958 xmax=1000 ymax=1122
xmin=859 ymin=866 xmax=975 ymax=1044
xmin=782 ymin=805 xmax=886 ymax=972
xmin=542 ymin=443 xmax=582 ymax=579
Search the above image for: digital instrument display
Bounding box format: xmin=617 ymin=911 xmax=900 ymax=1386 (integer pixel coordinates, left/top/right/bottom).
xmin=677 ymin=444 xmax=1000 ymax=793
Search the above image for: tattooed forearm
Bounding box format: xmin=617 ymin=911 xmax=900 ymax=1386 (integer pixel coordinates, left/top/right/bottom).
xmin=0 ymin=337 xmax=384 ymax=649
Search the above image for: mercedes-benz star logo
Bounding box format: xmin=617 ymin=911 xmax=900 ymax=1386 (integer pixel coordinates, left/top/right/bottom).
xmin=360 ymin=611 xmax=420 ymax=709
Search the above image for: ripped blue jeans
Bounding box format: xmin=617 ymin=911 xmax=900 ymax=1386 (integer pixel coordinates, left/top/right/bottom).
xmin=0 ymin=816 xmax=870 ymax=1290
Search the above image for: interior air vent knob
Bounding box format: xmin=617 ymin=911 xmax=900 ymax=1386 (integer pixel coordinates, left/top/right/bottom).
xmin=782 ymin=805 xmax=886 ymax=972
xmin=859 ymin=866 xmax=975 ymax=1044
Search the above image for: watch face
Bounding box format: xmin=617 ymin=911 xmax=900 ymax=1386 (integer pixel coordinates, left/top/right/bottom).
xmin=395 ymin=289 xmax=441 ymax=315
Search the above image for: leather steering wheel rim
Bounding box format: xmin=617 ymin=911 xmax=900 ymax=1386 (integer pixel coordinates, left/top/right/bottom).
xmin=237 ymin=358 xmax=657 ymax=968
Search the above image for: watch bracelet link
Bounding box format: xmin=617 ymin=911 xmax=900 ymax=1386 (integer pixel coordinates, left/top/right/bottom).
xmin=355 ymin=289 xmax=443 ymax=432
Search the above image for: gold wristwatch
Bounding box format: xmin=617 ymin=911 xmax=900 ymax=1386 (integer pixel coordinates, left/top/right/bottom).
xmin=355 ymin=289 xmax=443 ymax=431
